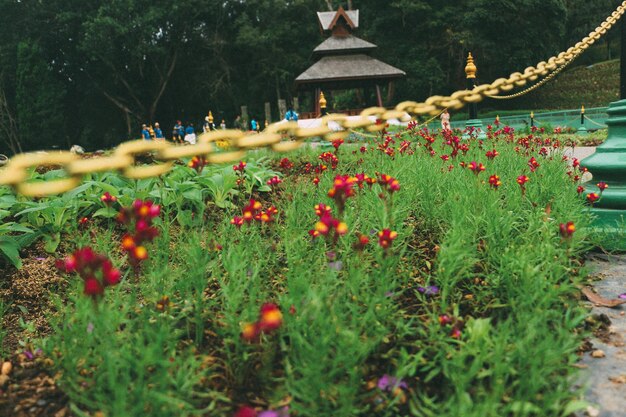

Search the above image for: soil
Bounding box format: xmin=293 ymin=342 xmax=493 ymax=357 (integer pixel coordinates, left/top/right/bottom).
xmin=0 ymin=246 xmax=70 ymax=416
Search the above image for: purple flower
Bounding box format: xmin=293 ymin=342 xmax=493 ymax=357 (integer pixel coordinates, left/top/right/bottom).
xmin=377 ymin=374 xmax=408 ymax=392
xmin=258 ymin=407 xmax=289 ymax=417
xmin=619 ymin=293 xmax=626 ymax=300
xmin=328 ymin=261 xmax=343 ymax=271
xmin=87 ymin=322 xmax=94 ymax=333
xmin=418 ymin=285 xmax=439 ymax=296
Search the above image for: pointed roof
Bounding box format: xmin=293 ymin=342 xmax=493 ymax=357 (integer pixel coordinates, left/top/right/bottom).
xmin=317 ymin=7 xmax=359 ymax=31
xmin=295 ymin=54 xmax=406 ymax=85
xmin=313 ymin=34 xmax=376 ymax=55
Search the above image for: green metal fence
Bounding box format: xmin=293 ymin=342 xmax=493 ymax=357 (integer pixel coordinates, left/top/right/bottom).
xmin=427 ymin=106 xmax=609 ymax=132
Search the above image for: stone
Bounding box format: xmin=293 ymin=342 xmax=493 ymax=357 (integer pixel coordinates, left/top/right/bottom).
xmin=1 ymin=361 xmax=12 ymax=375
xmin=70 ymin=145 xmax=85 ymax=154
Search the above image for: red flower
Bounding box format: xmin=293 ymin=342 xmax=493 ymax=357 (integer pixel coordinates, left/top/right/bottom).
xmin=314 ymin=213 xmax=348 ymax=237
xmin=189 ymin=156 xmax=207 ymax=173
xmin=78 ymin=217 xmax=90 ymax=227
xmin=241 ymin=322 xmax=260 ymax=342
xmin=234 ymin=406 xmax=257 ymax=417
xmin=267 ymin=176 xmax=282 ymax=187
xmin=354 ymin=233 xmax=369 ymax=251
xmin=438 ymin=314 xmax=452 ymax=325
xmin=331 ymin=138 xmax=344 ymax=151
xmin=118 ymin=200 xmax=161 ymax=266
xmin=312 ymin=177 xmax=320 ymax=187
xmin=56 ymin=247 xmax=121 ymax=299
xmin=517 ymin=175 xmax=529 ymax=186
xmin=468 ymin=161 xmax=485 ymax=175
xmin=100 ymin=192 xmax=117 ymax=205
xmin=328 ymin=175 xmax=356 ymax=211
xmin=360 ymin=146 xmax=367 ymax=153
xmin=488 ymin=175 xmax=501 ymax=189
xmin=587 ymin=193 xmax=600 ymax=204
xmin=441 ymin=155 xmax=450 ymax=162
xmin=314 ymin=203 xmax=332 ymax=217
xmin=84 ymin=277 xmax=104 ymax=297
xmin=485 ymin=150 xmax=498 ymax=160
xmin=258 ymin=303 xmax=283 ymax=331
xmin=319 ymin=152 xmax=339 ymax=170
xmin=559 ymin=221 xmax=575 ymax=239
xmin=233 ymin=161 xmax=247 ymax=172
xmin=377 ymin=174 xmax=400 ymax=193
xmin=528 ymin=157 xmax=540 ymax=172
xmin=377 ymin=229 xmax=398 ymax=249
xmin=279 ymin=158 xmax=294 ymax=171
xmin=577 ymin=185 xmax=584 ymax=195
xmin=230 ymin=216 xmax=244 ymax=228
xmin=597 ymin=182 xmax=608 ymax=192
xmin=242 ymin=199 xmax=263 ymax=222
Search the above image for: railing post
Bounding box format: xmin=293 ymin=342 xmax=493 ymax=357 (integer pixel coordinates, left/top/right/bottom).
xmin=463 ymin=53 xmax=486 ymax=139
xmin=577 ymin=105 xmax=587 ymax=134
xmin=579 ymin=13 xmax=626 ymax=249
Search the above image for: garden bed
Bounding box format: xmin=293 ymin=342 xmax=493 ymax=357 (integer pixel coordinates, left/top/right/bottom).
xmin=0 ymin=126 xmax=596 ymax=416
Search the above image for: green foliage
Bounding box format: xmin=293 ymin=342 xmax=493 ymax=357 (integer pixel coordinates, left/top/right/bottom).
xmin=2 ymin=128 xmax=592 ymax=416
xmin=15 ymin=41 xmax=67 ymax=151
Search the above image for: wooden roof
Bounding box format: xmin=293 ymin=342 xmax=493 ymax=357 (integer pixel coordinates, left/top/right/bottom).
xmin=317 ymin=8 xmax=359 ymax=31
xmin=295 ymin=54 xmax=406 ymax=87
xmin=313 ymin=35 xmax=376 ymax=54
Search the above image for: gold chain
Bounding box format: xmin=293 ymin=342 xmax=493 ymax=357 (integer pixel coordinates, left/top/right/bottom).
xmin=1 ymin=1 xmax=625 ymax=197
xmin=485 ymin=53 xmax=576 ymax=100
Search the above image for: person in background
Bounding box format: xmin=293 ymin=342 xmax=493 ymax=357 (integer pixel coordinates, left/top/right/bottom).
xmin=184 ymin=123 xmax=196 ymax=144
xmin=172 ymin=120 xmax=183 ymax=143
xmin=440 ymin=109 xmax=451 ymax=131
xmin=220 ymin=119 xmax=226 ymax=129
xmin=250 ymin=118 xmax=258 ymax=132
xmin=234 ymin=115 xmax=244 ymax=130
xmin=154 ymin=123 xmax=164 ymax=140
xmin=141 ymin=124 xmax=151 ymax=140
xmin=285 ymin=108 xmax=299 ymax=122
xmin=148 ymin=125 xmax=156 ymax=139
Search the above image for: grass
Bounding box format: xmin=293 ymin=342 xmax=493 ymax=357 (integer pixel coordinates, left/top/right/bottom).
xmin=2 ymin=126 xmax=595 ymax=417
xmin=490 ymin=60 xmax=619 ymax=112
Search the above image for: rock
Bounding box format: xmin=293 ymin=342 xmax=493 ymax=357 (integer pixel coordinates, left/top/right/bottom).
xmin=586 ymin=405 xmax=600 ymax=417
xmin=70 ymin=145 xmax=85 ymax=154
xmin=1 ymin=361 xmax=11 ymax=375
xmin=591 ymin=349 xmax=605 ymax=358
xmin=0 ymin=374 xmax=9 ymax=387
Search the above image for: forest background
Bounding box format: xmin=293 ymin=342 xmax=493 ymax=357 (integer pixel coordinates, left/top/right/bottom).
xmin=0 ymin=0 xmax=619 ymax=153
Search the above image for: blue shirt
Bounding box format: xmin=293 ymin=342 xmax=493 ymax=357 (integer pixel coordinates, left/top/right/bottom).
xmin=185 ymin=126 xmax=194 ymax=134
xmin=251 ymin=120 xmax=258 ymax=131
xmin=141 ymin=129 xmax=151 ymax=140
xmin=154 ymin=128 xmax=164 ymax=138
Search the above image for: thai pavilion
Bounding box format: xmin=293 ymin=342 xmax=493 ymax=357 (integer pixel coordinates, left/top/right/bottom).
xmin=295 ymin=6 xmax=406 ymax=118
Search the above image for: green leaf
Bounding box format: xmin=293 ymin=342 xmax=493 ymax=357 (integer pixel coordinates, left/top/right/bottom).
xmin=0 ymin=237 xmax=22 ymax=268
xmin=43 ymin=233 xmax=61 ymax=253
xmin=561 ymin=400 xmax=588 ymax=417
xmin=93 ymin=207 xmax=118 ymax=218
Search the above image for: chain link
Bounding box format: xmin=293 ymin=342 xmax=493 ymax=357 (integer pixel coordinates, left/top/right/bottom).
xmin=1 ymin=1 xmax=625 ymax=197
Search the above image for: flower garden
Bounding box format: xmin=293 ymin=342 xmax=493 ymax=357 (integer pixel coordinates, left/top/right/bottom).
xmin=0 ymin=124 xmax=602 ymax=416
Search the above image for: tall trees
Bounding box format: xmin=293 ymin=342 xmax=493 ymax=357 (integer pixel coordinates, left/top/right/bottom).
xmin=15 ymin=42 xmax=67 ymax=151
xmin=0 ymin=0 xmax=618 ymax=153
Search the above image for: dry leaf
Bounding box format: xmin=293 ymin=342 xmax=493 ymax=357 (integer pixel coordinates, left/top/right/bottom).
xmin=591 ymin=349 xmax=605 ymax=358
xmin=608 ymin=375 xmax=626 ymax=384
xmin=582 ymin=287 xmax=626 ymax=308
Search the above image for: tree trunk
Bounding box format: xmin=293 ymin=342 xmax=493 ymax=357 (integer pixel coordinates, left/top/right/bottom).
xmin=0 ymin=86 xmax=22 ymax=154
